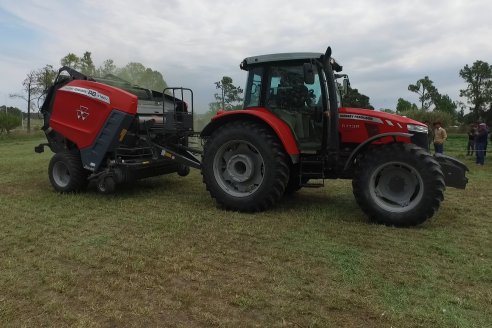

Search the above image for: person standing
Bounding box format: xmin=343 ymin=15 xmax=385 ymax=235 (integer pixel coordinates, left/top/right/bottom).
xmin=433 ymin=121 xmax=447 ymax=154
xmin=467 ymin=123 xmax=477 ymax=156
xmin=475 ymin=123 xmax=488 ymax=166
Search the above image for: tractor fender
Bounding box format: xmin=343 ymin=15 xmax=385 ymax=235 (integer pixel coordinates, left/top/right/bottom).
xmin=200 ymin=109 xmax=300 ymax=163
xmin=343 ymin=132 xmax=413 ymax=172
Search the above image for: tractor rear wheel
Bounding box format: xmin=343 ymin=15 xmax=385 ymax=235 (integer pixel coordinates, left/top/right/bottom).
xmin=202 ymin=121 xmax=290 ymax=212
xmin=352 ymin=143 xmax=445 ymax=227
xmin=48 ymin=151 xmax=89 ymax=192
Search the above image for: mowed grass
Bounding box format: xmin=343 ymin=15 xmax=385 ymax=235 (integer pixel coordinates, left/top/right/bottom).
xmin=0 ymin=135 xmax=491 ymax=327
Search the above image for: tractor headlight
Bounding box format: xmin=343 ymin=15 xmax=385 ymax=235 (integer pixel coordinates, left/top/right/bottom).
xmin=407 ymin=124 xmax=428 ymax=134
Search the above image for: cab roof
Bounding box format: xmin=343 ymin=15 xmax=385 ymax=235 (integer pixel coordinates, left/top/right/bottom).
xmin=241 ymin=52 xmax=323 ymax=70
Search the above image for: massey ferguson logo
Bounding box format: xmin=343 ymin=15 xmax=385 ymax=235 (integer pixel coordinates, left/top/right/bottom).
xmin=76 ymin=106 xmax=89 ymax=121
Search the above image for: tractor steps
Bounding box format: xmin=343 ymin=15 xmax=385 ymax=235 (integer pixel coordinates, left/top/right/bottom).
xmin=299 ymin=154 xmax=325 ymax=187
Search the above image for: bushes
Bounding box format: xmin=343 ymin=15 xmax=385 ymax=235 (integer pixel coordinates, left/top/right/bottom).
xmin=0 ymin=112 xmax=22 ymax=134
xmin=398 ymin=110 xmax=453 ymax=127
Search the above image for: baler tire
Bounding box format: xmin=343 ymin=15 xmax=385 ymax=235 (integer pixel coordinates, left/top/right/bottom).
xmin=48 ymin=151 xmax=89 ymax=193
xmin=97 ymin=176 xmax=116 ymax=194
xmin=202 ymin=121 xmax=290 ymax=212
xmin=352 ymin=143 xmax=445 ymax=227
xmin=177 ymin=165 xmax=190 ymax=177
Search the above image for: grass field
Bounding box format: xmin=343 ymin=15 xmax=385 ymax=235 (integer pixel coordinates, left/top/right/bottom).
xmin=0 ymin=134 xmax=491 ymax=327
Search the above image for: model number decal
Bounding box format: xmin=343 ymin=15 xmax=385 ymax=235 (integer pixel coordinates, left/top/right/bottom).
xmin=60 ymin=85 xmax=110 ymax=104
xmin=339 ymin=113 xmax=383 ymax=124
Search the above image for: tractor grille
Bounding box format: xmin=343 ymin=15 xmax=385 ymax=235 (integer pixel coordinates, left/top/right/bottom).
xmin=411 ymin=132 xmax=429 ymax=151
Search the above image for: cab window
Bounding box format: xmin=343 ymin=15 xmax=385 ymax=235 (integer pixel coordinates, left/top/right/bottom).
xmin=265 ymin=64 xmax=323 ymax=149
xmin=244 ymin=66 xmax=263 ymax=108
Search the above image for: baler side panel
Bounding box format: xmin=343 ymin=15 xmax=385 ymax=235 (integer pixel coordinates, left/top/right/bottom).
xmin=80 ymin=110 xmax=134 ymax=171
xmin=50 ymin=80 xmax=137 ymax=149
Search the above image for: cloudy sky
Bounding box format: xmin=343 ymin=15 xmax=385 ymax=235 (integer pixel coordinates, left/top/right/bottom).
xmin=1 ymin=0 xmax=491 ymax=112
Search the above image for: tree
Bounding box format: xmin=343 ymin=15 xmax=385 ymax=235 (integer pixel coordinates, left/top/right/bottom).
xmin=214 ymin=76 xmax=244 ymax=110
xmin=342 ymin=86 xmax=373 ymax=109
xmin=80 ymin=51 xmax=96 ymax=76
xmin=459 ymin=60 xmax=492 ymax=121
xmin=396 ymin=98 xmax=418 ymax=113
xmin=0 ymin=106 xmax=23 ymax=133
xmin=9 ymin=71 xmax=37 ymax=133
xmin=433 ymin=94 xmax=457 ymax=120
xmin=35 ymin=65 xmax=57 ymax=93
xmin=97 ymin=59 xmax=117 ymax=76
xmin=1 ymin=105 xmax=22 ymax=116
xmin=408 ymin=76 xmax=438 ymax=111
xmin=60 ymin=53 xmax=80 ymax=69
xmin=0 ymin=110 xmax=22 ymax=134
xmin=208 ymin=101 xmax=222 ymax=113
xmin=117 ymin=62 xmax=168 ymax=91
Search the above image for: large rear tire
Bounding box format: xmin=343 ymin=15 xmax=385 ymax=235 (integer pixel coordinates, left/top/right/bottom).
xmin=48 ymin=152 xmax=89 ymax=192
xmin=352 ymin=143 xmax=445 ymax=227
xmin=202 ymin=121 xmax=290 ymax=212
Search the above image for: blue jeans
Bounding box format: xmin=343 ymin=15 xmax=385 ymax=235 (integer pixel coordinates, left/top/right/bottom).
xmin=476 ymin=142 xmax=486 ymax=165
xmin=434 ymin=143 xmax=444 ymax=154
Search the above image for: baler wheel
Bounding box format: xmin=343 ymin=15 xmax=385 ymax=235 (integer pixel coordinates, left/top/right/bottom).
xmin=96 ymin=176 xmax=116 ymax=194
xmin=48 ymin=152 xmax=88 ymax=192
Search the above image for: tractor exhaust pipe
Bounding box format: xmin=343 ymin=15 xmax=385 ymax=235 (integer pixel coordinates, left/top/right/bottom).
xmin=322 ymin=46 xmax=340 ymax=158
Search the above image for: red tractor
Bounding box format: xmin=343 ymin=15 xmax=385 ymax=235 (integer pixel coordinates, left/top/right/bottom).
xmin=200 ymin=47 xmax=468 ymax=226
xmin=36 ymin=46 xmax=468 ymax=227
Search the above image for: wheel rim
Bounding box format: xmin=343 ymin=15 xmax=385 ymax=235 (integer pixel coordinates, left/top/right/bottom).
xmin=52 ymin=161 xmax=71 ymax=188
xmin=98 ymin=179 xmax=107 ymax=193
xmin=213 ymin=140 xmax=265 ymax=198
xmin=369 ymin=161 xmax=424 ymax=213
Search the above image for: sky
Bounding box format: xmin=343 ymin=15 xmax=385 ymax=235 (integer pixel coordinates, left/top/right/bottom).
xmin=0 ymin=0 xmax=491 ymax=113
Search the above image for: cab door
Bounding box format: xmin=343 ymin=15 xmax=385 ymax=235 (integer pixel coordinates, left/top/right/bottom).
xmin=264 ymin=63 xmax=323 ymax=151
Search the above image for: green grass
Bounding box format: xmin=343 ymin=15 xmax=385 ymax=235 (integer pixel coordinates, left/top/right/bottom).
xmin=0 ymin=135 xmax=491 ymax=327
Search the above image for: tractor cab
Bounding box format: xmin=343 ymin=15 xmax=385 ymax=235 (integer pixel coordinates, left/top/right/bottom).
xmin=240 ymin=52 xmax=340 ymax=152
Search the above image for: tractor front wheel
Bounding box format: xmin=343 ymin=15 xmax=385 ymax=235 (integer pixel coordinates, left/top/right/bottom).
xmin=202 ymin=121 xmax=290 ymax=212
xmin=352 ymin=143 xmax=445 ymax=227
xmin=48 ymin=151 xmax=89 ymax=192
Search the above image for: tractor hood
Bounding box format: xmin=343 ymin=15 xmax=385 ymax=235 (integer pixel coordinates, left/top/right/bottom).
xmin=339 ymin=107 xmax=426 ymax=127
xmin=338 ymin=107 xmax=429 ymax=150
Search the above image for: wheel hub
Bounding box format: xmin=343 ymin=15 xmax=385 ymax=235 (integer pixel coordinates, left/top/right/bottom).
xmin=213 ymin=140 xmax=265 ymax=198
xmin=226 ymin=154 xmax=254 ymax=183
xmin=52 ymin=162 xmax=70 ymax=188
xmin=370 ymin=162 xmax=423 ymax=212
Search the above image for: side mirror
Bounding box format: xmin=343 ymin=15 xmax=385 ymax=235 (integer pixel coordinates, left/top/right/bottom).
xmin=342 ymin=78 xmax=350 ymax=95
xmin=303 ymin=63 xmax=315 ymax=85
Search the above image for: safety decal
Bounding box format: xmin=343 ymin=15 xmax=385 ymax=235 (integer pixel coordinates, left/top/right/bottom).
xmin=60 ymin=85 xmax=110 ymax=104
xmin=339 ymin=113 xmax=383 ymax=124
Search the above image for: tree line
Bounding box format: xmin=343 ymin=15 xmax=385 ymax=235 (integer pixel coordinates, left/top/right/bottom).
xmin=9 ymin=51 xmax=168 ymax=133
xmin=7 ymin=51 xmax=491 ymax=134
xmin=388 ymin=60 xmax=492 ymax=126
